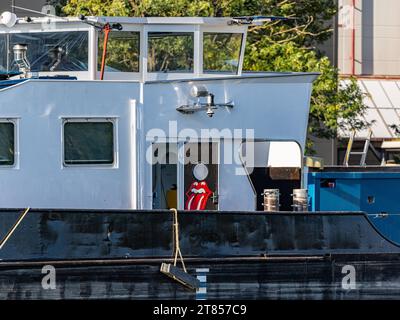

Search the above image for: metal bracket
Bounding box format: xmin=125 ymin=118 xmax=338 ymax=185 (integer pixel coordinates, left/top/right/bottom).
xmin=176 ymin=100 xmax=234 ymax=117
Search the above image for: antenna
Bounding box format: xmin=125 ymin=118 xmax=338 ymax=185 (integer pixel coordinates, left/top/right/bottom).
xmin=11 ymin=5 xmax=68 ymax=21
xmin=229 ymin=15 xmax=297 ymax=25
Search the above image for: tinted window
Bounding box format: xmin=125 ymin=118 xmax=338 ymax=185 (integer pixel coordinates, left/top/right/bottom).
xmin=203 ymin=33 xmax=243 ymax=74
xmin=64 ymin=121 xmax=114 ymax=165
xmin=98 ymin=31 xmax=140 ymax=72
xmin=0 ymin=122 xmax=14 ymax=166
xmin=148 ymin=32 xmax=194 ymax=73
xmin=9 ymin=31 xmax=88 ymax=72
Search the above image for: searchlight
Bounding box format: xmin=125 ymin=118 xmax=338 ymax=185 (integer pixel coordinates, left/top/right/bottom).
xmin=0 ymin=11 xmax=17 ymax=28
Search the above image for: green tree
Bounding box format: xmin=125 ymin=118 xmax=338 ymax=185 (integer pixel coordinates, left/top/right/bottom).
xmin=62 ymin=0 xmax=369 ymax=152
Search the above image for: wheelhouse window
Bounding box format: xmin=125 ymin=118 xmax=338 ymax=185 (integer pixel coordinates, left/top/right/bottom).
xmin=0 ymin=121 xmax=15 ymax=166
xmin=148 ymin=32 xmax=194 ymax=73
xmin=203 ymin=33 xmax=243 ymax=74
xmin=98 ymin=31 xmax=140 ymax=72
xmin=63 ymin=120 xmax=114 ymax=166
xmin=8 ymin=31 xmax=88 ymax=72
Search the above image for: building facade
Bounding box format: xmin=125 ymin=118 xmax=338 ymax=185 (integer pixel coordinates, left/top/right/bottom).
xmin=314 ymin=0 xmax=400 ymax=166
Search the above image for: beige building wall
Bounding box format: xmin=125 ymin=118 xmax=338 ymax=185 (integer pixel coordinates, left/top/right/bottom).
xmin=338 ymin=0 xmax=400 ymax=76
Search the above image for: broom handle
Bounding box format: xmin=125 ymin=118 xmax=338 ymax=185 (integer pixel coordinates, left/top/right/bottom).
xmin=171 ymin=208 xmax=187 ymax=273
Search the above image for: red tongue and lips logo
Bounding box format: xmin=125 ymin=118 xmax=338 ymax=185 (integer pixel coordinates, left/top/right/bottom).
xmin=185 ymin=181 xmax=212 ymax=210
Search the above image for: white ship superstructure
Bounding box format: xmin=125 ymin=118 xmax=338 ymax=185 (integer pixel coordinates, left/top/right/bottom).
xmin=0 ymin=14 xmax=317 ymax=210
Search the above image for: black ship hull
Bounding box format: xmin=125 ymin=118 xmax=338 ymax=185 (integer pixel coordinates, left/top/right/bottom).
xmin=1 ymin=209 xmax=399 ymax=299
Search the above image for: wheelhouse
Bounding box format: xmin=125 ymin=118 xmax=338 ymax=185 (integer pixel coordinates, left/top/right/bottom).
xmin=0 ymin=16 xmax=247 ymax=81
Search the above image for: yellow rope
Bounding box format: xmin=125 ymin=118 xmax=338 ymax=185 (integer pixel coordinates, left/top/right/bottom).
xmin=0 ymin=207 xmax=30 ymax=250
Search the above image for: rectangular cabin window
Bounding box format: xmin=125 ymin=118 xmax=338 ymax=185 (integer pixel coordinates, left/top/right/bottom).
xmin=203 ymin=33 xmax=243 ymax=74
xmin=63 ymin=121 xmax=114 ymax=166
xmin=98 ymin=31 xmax=140 ymax=72
xmin=148 ymin=32 xmax=194 ymax=73
xmin=0 ymin=122 xmax=15 ymax=166
xmin=8 ymin=31 xmax=88 ymax=72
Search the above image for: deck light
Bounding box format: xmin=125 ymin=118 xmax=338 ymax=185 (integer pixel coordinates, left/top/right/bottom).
xmin=177 ymin=86 xmax=233 ymax=117
xmin=0 ymin=11 xmax=17 ymax=28
xmin=190 ymin=85 xmax=209 ymax=98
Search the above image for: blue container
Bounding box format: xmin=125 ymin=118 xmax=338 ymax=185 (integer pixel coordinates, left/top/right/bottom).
xmin=308 ymin=170 xmax=400 ymax=244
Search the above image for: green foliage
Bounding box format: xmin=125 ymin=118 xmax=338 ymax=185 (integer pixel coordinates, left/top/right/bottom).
xmin=46 ymin=0 xmax=69 ymax=16
xmin=62 ymin=0 xmax=249 ymax=17
xmin=62 ymin=0 xmax=369 ymax=152
xmin=245 ymin=41 xmax=369 ymax=140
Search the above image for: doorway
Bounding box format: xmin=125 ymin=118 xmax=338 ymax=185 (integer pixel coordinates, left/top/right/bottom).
xmin=184 ymin=142 xmax=218 ymax=210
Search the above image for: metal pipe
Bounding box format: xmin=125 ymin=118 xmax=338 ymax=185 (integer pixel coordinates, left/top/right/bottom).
xmin=0 ymin=255 xmax=328 ymax=269
xmin=100 ymin=24 xmax=111 ymax=80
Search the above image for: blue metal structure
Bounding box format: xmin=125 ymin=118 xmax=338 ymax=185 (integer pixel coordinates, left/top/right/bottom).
xmin=308 ymin=169 xmax=400 ymax=244
xmin=0 ymin=76 xmax=77 ymax=90
xmin=0 ymin=78 xmax=27 ymax=90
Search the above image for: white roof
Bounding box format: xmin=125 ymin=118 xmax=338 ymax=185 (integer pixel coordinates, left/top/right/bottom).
xmin=339 ymin=78 xmax=400 ymax=139
xmin=10 ymin=16 xmax=236 ymax=26
xmin=381 ymin=140 xmax=400 ymax=149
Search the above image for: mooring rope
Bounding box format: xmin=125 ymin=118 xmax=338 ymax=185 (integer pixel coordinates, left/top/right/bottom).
xmin=0 ymin=207 xmax=30 ymax=250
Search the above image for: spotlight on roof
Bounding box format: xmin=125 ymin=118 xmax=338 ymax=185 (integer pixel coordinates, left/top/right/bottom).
xmin=0 ymin=11 xmax=18 ymax=28
xmin=177 ymin=85 xmax=234 ymax=117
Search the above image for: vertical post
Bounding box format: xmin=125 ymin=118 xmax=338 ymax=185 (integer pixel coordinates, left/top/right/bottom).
xmin=194 ymin=25 xmax=202 ymax=77
xmin=9 ymin=0 xmax=16 ymax=73
xmin=88 ymin=26 xmax=97 ymax=80
xmin=237 ymin=27 xmax=248 ymax=76
xmin=140 ymin=25 xmax=148 ymax=83
xmin=177 ymin=141 xmax=186 ymax=210
xmin=130 ymin=99 xmax=137 ymax=209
